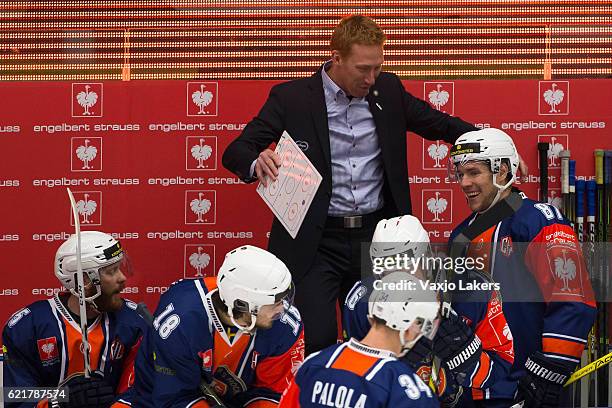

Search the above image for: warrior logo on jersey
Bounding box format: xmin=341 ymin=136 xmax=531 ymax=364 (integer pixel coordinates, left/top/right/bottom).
xmin=8 ymin=308 xmax=30 ymax=328
xmin=500 ymin=236 xmax=513 ymax=257
xmin=346 ymin=285 xmax=367 ymax=310
xmin=37 ymin=337 xmax=59 ymax=365
xmin=199 ymin=349 xmax=213 ymax=371
xmin=110 ymin=337 xmax=125 ymax=361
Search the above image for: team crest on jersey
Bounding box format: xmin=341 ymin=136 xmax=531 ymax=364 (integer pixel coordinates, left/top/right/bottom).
xmin=37 ymin=337 xmax=60 ymax=365
xmin=500 ymin=236 xmax=513 ymax=257
xmin=416 ymin=365 xmax=432 ymax=383
xmin=547 ymin=245 xmax=585 ymax=298
xmin=199 ymin=349 xmax=213 ymax=371
xmin=110 ymin=337 xmax=125 ymax=361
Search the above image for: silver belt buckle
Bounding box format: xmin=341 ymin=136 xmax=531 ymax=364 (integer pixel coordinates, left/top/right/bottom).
xmin=344 ymin=216 xmax=362 ymax=229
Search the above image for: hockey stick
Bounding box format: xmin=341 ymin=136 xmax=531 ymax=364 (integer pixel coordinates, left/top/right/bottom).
xmin=67 ymin=188 xmax=91 ymax=378
xmin=594 ymin=149 xmax=607 ymax=406
xmin=576 ymin=180 xmax=585 ymax=244
xmin=565 ymin=351 xmax=612 ymax=387
xmin=603 ymin=150 xmax=612 ymax=404
xmin=569 ymin=159 xmax=576 ymax=228
xmin=574 ymin=179 xmax=591 ymax=406
xmin=538 ymin=142 xmax=549 ymax=203
xmin=560 ymin=150 xmax=571 ymax=227
xmin=586 ymin=181 xmax=597 ymax=368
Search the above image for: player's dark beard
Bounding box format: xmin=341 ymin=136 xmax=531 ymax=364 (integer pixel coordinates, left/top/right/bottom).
xmin=93 ymin=289 xmax=124 ymax=312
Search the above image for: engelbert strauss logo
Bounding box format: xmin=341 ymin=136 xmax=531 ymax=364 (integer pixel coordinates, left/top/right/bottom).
xmin=70 ymin=191 xmax=102 ymax=226
xmin=71 ymin=137 xmax=102 ymax=171
xmin=187 ymin=82 xmax=218 ymax=116
xmin=72 ymin=83 xmax=103 ymax=117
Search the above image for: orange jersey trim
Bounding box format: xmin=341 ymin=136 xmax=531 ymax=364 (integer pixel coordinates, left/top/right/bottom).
xmin=471 ymin=352 xmax=492 ymax=389
xmin=542 ymin=337 xmax=585 ymax=359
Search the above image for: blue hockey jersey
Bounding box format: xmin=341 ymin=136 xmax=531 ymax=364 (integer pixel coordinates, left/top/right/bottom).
xmin=131 ymin=277 xmax=305 ymax=408
xmin=449 ymin=192 xmax=597 ymax=400
xmin=2 ymin=294 xmax=148 ymax=408
xmin=279 ymin=338 xmax=438 ymax=407
xmin=343 ymin=271 xmax=514 ymax=402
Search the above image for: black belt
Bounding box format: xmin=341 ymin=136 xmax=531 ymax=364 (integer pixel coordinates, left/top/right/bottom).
xmin=325 ymin=209 xmax=384 ymax=229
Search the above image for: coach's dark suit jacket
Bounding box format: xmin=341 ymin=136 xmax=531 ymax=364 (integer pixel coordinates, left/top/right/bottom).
xmin=222 ymin=69 xmax=476 ymax=282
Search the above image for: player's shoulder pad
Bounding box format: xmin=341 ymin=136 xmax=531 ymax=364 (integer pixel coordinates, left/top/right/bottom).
xmin=511 ymin=197 xmax=571 ymax=239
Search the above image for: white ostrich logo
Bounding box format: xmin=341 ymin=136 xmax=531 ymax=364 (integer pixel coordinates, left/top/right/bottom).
xmin=75 ymin=193 xmax=97 ymax=224
xmin=75 ymin=139 xmax=98 ymax=169
xmin=76 ymin=85 xmax=98 ymax=115
xmin=548 ymin=190 xmax=563 ymax=209
xmin=189 ymin=247 xmax=211 ymax=277
xmin=428 ymin=84 xmax=450 ymax=110
xmin=191 ymin=139 xmax=213 ymax=168
xmin=554 ymin=249 xmax=576 ymax=292
xmin=503 ymin=324 xmax=513 ymax=341
xmin=543 ymin=83 xmax=565 ymax=113
xmin=190 ymin=193 xmax=212 ymax=223
xmin=41 ymin=342 xmax=55 ymax=358
xmin=427 ymin=140 xmax=449 ymax=168
xmin=191 ymin=84 xmax=214 ymax=115
xmin=426 ymin=192 xmax=448 ymax=222
xmin=546 ymin=137 xmax=564 ymax=167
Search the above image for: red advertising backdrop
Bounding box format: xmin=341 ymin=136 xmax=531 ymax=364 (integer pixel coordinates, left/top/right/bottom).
xmin=0 ymin=79 xmax=610 ymax=326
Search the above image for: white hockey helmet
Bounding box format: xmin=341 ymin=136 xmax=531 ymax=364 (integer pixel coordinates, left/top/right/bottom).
xmin=217 ymin=245 xmax=294 ymax=331
xmin=368 ymin=271 xmax=440 ymax=355
xmin=449 ymin=128 xmax=519 ymax=192
xmin=370 ymin=216 xmax=433 ymax=278
xmin=55 ymin=231 xmax=124 ymax=303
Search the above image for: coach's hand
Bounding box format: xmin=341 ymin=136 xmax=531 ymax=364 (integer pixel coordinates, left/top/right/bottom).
xmin=62 ymin=371 xmax=115 ymax=408
xmin=255 ymin=149 xmax=281 ymax=187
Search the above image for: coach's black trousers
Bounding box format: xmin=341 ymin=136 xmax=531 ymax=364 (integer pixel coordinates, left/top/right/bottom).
xmin=293 ymin=220 xmax=377 ymax=356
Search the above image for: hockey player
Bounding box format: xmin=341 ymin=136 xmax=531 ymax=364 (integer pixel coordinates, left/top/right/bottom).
xmin=280 ymin=271 xmax=440 ymax=407
xmin=131 ymin=245 xmax=305 ymax=408
xmin=2 ymin=231 xmax=148 ymax=408
xmin=448 ymin=128 xmax=597 ymax=407
xmin=343 ymin=215 xmax=514 ymax=406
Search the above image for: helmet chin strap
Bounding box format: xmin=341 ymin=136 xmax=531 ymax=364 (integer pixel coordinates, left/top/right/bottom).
xmin=229 ymin=312 xmax=257 ymax=332
xmin=479 ymin=173 xmax=514 ymax=214
xmin=398 ymin=330 xmax=422 ymax=357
